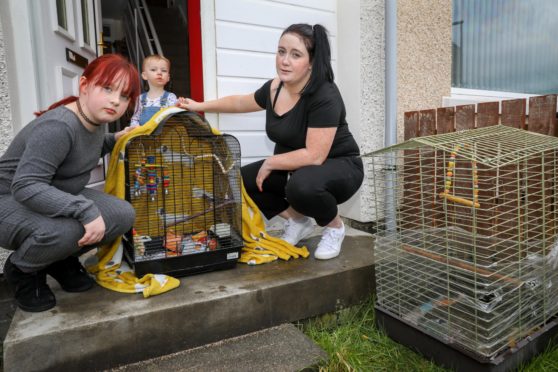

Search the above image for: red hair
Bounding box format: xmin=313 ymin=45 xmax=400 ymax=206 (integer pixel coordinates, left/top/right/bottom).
xmin=35 ymin=54 xmax=141 ymax=117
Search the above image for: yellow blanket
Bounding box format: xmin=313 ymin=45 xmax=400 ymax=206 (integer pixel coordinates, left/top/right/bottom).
xmin=86 ymin=107 xmax=308 ymax=296
xmin=240 ymin=187 xmax=310 ymax=264
xmin=86 ymin=107 xmax=184 ymax=297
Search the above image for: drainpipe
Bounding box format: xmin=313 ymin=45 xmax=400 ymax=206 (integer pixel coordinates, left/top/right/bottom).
xmin=385 ymin=0 xmax=397 ymax=232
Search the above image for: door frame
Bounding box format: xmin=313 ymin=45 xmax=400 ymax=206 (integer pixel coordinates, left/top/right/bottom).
xmin=187 ymin=0 xmax=204 ymax=102
xmin=0 ymin=0 xmax=40 ymax=132
xmin=2 ymin=0 xmax=206 ymax=132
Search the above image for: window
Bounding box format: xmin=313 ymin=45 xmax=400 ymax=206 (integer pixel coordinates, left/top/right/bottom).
xmin=81 ymin=0 xmax=90 ymax=45
xmin=52 ymin=0 xmax=76 ymax=41
xmin=56 ymin=0 xmax=67 ymax=30
xmin=452 ymin=0 xmax=558 ymax=94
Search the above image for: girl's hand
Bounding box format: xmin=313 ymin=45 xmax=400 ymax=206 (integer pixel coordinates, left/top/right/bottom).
xmin=256 ymin=158 xmax=273 ymax=192
xmin=79 ymin=215 xmax=106 ymax=247
xmin=177 ymin=97 xmax=202 ymax=112
xmin=115 ymin=126 xmax=134 ymax=141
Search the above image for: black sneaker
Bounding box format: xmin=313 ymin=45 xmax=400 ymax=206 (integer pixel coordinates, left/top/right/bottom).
xmin=46 ymin=255 xmax=94 ymax=292
xmin=3 ymin=256 xmax=56 ymax=312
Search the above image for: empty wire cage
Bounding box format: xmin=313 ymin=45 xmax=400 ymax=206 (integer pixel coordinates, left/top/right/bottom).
xmin=123 ymin=112 xmax=243 ymax=276
xmin=366 ymin=125 xmax=558 ymax=359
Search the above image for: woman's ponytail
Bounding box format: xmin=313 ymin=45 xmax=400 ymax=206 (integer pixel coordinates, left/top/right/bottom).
xmin=310 ymin=24 xmax=334 ymax=84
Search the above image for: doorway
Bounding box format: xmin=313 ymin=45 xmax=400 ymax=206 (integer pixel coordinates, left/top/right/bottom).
xmin=100 ymin=0 xmax=201 ymax=101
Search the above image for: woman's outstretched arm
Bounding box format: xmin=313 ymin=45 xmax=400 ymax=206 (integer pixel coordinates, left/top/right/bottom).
xmin=177 ymin=94 xmax=262 ymax=113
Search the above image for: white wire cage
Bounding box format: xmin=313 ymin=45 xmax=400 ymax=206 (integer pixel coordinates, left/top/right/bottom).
xmin=366 ymin=125 xmax=558 ymax=358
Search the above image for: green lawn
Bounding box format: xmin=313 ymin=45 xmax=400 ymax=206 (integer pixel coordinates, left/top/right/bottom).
xmin=299 ymin=297 xmax=558 ymax=371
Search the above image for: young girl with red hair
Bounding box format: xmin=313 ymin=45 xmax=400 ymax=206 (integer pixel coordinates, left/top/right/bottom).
xmin=0 ymin=54 xmax=141 ymax=312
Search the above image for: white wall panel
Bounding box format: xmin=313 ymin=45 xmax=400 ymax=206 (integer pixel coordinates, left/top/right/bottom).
xmin=230 ymin=132 xmax=275 ymax=157
xmin=216 ymin=21 xmax=281 ymax=53
xmin=217 ymin=76 xmax=268 ymax=96
xmin=215 ymin=0 xmax=336 ymax=35
xmin=216 ymin=21 xmax=337 ymax=60
xmin=272 ymin=0 xmax=336 ymax=12
xmin=217 ymin=50 xmax=275 ymax=78
xmin=219 ymin=112 xmax=266 ymax=132
xmin=241 ymin=157 xmax=265 ymax=166
xmin=216 ymin=78 xmax=267 ymax=132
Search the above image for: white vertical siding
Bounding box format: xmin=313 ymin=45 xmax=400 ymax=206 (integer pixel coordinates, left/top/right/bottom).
xmin=212 ymin=0 xmax=338 ymax=164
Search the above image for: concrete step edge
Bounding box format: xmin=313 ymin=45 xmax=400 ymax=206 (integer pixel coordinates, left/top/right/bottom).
xmin=108 ymin=323 xmax=327 ymax=371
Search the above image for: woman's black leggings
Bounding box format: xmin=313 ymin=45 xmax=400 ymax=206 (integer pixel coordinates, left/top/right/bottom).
xmin=241 ymin=156 xmax=364 ymax=226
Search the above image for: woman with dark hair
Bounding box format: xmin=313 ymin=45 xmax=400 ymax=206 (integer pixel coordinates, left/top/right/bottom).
xmin=178 ymin=24 xmax=363 ymax=260
xmin=0 ymin=54 xmax=140 ymax=312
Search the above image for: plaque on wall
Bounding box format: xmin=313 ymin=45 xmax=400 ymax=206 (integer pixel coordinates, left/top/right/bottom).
xmin=66 ymin=48 xmax=88 ymax=69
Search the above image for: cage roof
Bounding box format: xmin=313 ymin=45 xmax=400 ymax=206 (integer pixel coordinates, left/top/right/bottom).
xmin=363 ymin=125 xmax=558 ymax=167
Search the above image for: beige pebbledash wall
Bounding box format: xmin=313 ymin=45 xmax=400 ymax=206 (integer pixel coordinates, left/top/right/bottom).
xmin=397 ymin=0 xmax=452 ymax=141
xmin=339 ymin=0 xmax=452 ymax=222
xmin=0 ymin=13 xmax=13 ymax=155
xmin=0 ymin=14 xmax=12 ymax=263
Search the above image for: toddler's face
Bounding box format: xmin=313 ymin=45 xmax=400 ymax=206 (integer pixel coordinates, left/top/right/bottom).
xmin=142 ymin=59 xmax=170 ymax=88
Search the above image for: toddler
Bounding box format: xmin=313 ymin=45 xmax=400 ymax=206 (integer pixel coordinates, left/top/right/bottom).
xmin=130 ymin=54 xmax=177 ymax=126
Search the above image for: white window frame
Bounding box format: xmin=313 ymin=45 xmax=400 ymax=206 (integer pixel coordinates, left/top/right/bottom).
xmin=51 ymin=0 xmax=76 ymax=42
xmin=76 ymin=0 xmax=96 ymax=54
xmin=444 ymin=87 xmax=541 ymax=113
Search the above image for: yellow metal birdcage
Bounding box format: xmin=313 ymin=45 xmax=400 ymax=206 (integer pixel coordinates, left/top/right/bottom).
xmin=123 ymin=111 xmax=243 ymax=276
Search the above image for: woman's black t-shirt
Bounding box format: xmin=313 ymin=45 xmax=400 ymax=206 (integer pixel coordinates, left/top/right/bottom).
xmin=254 ymin=79 xmax=360 ymax=158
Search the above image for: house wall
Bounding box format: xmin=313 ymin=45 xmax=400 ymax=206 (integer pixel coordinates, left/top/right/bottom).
xmin=0 ymin=1 xmax=40 ymax=136
xmin=337 ymin=0 xmax=385 ymax=222
xmin=397 ymin=0 xmax=452 ymax=142
xmin=337 ymin=0 xmax=452 ymax=222
xmin=0 ymin=0 xmax=452 ymax=225
xmin=202 ymin=0 xmax=382 ymax=221
xmin=0 ymin=13 xmax=13 ymax=261
xmin=0 ymin=10 xmax=14 ymax=155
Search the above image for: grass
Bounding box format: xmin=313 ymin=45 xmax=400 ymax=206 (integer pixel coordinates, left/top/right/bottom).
xmin=298 ymin=296 xmax=558 ymax=372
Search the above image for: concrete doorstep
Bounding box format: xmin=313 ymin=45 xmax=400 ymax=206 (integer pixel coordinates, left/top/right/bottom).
xmin=2 ymin=227 xmax=374 ymax=371
xmin=109 ymin=323 xmax=327 ymax=372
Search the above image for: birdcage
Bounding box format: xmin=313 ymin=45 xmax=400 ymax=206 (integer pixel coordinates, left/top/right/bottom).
xmin=366 ymin=125 xmax=558 ymax=364
xmin=122 ymin=111 xmax=243 ymax=277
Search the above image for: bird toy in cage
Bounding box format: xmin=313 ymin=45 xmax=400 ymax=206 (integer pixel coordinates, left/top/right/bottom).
xmin=162 ymin=169 xmax=171 ymax=194
xmin=132 ymin=146 xmax=147 ymax=197
xmin=133 ymin=166 xmax=146 ymax=197
xmin=144 ymin=155 xmax=159 ymax=201
xmin=438 ymin=144 xmax=480 ymax=208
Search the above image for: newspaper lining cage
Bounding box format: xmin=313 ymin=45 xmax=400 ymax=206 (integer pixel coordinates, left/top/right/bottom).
xmin=122 ymin=111 xmax=243 ymax=277
xmin=366 ymin=125 xmax=558 ymax=359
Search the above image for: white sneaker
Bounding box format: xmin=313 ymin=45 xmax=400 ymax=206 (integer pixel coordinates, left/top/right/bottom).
xmin=281 ymin=217 xmax=315 ymax=245
xmin=315 ymin=223 xmax=345 ymax=260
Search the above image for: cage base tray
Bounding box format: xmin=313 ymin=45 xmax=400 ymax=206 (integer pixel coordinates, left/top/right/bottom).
xmin=124 ymin=245 xmax=242 ymax=278
xmin=375 ymin=305 xmax=558 ymax=372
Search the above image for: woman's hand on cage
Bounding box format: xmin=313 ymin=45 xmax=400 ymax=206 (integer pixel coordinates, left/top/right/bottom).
xmin=177 ymin=97 xmax=201 ymax=112
xmin=79 ymin=215 xmax=106 ymax=247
